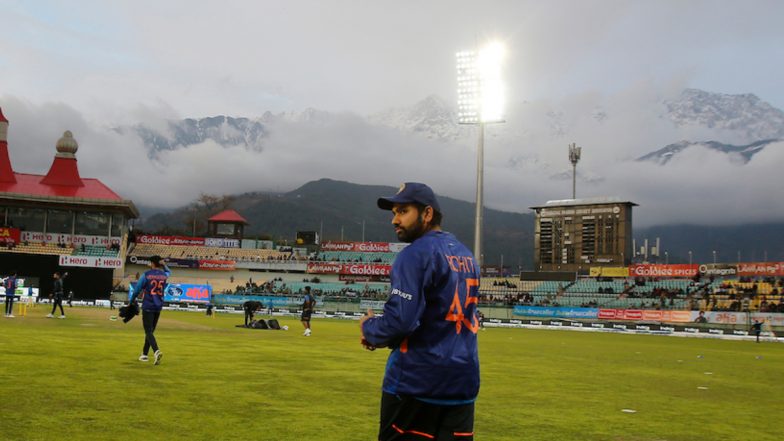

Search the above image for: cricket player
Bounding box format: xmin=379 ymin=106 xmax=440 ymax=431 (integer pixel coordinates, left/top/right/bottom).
xmin=3 ymin=271 xmax=17 ymax=318
xmin=301 ymin=286 xmax=315 ymax=336
xmin=243 ymin=300 xmax=263 ymax=327
xmin=129 ymin=256 xmax=170 ymax=365
xmin=361 ymin=182 xmax=481 ymax=440
xmin=47 ymin=271 xmax=68 ymax=319
xmin=752 ymin=319 xmax=763 ymax=343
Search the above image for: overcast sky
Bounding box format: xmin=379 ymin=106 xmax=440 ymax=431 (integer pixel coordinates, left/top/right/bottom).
xmin=1 ymin=0 xmax=783 ymax=226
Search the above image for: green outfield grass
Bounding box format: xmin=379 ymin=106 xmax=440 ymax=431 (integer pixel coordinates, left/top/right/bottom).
xmin=0 ymin=306 xmax=781 ymax=441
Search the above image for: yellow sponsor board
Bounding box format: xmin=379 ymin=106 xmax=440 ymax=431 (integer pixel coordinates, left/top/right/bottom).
xmin=589 ymin=266 xmax=629 ymax=277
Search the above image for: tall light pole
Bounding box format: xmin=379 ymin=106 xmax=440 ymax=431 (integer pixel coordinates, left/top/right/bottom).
xmin=568 ymin=143 xmax=581 ymax=199
xmin=457 ymin=41 xmax=506 ymax=267
xmin=688 ymin=250 xmax=692 ymax=265
xmin=713 ymin=250 xmax=717 ymax=264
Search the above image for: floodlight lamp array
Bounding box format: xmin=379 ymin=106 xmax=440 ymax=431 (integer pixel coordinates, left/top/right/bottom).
xmin=456 ymin=51 xmax=480 ymax=124
xmin=455 ymin=42 xmax=505 ymax=124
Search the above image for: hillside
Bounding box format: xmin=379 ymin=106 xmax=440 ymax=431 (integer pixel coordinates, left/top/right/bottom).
xmin=138 ymin=178 xmax=784 ymax=268
xmin=138 ymin=179 xmax=536 ymax=268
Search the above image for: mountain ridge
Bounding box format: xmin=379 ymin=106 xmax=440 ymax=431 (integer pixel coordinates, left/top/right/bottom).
xmin=138 ymin=178 xmax=536 ymax=268
xmin=636 ymin=138 xmax=781 ymax=164
xmin=120 ymin=88 xmax=784 ymax=167
xmin=137 ymin=178 xmax=784 ymax=267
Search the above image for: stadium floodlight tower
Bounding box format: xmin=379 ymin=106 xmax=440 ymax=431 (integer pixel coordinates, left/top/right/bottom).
xmin=456 ymin=41 xmax=506 ymax=267
xmin=568 ymin=142 xmax=581 ymax=199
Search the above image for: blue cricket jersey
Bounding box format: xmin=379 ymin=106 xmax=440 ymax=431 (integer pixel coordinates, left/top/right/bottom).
xmin=130 ymin=265 xmax=171 ymax=312
xmin=4 ymin=276 xmax=17 ymax=294
xmin=362 ymin=230 xmax=481 ymax=402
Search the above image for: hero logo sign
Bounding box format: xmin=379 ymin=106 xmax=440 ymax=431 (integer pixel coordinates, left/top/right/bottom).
xmin=59 ymin=255 xmax=123 ymax=268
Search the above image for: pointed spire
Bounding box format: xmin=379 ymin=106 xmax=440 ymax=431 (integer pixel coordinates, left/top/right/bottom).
xmin=41 ymin=131 xmax=84 ymax=187
xmin=0 ymin=107 xmax=17 ymax=183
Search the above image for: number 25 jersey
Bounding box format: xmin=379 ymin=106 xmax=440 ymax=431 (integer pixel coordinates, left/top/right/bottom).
xmin=134 ymin=267 xmax=171 ymax=312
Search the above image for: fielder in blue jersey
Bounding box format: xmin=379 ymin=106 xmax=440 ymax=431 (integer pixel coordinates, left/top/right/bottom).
xmin=3 ymin=271 xmax=17 ymax=318
xmin=361 ymin=182 xmax=481 ymax=441
xmin=129 ymin=255 xmax=170 ymax=365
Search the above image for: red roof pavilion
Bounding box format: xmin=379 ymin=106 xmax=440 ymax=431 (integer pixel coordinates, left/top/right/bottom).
xmin=208 ymin=209 xmax=248 ymax=224
xmin=0 ymin=107 xmax=137 ymax=216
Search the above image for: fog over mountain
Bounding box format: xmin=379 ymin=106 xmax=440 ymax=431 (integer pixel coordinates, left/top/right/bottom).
xmin=2 ymin=86 xmax=783 ymax=228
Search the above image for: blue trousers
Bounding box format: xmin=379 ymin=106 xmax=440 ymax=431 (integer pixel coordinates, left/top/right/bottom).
xmin=142 ymin=310 xmax=161 ymax=355
xmin=4 ymin=294 xmax=14 ymax=315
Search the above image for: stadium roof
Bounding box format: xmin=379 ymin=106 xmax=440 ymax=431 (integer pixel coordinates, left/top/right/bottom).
xmin=0 ymin=107 xmax=138 ymax=217
xmin=530 ymin=197 xmax=638 ymax=209
xmin=208 ymin=209 xmax=248 ymax=224
xmin=0 ymin=173 xmax=126 ymax=200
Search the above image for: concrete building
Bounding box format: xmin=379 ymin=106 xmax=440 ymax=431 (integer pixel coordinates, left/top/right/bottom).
xmin=531 ymin=197 xmax=637 ymax=273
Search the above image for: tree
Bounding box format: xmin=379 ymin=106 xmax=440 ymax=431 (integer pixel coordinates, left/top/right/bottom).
xmin=182 ymin=193 xmax=235 ymax=236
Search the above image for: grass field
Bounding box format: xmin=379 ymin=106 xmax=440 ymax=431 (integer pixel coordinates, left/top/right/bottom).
xmin=1 ymin=306 xmax=782 ymax=441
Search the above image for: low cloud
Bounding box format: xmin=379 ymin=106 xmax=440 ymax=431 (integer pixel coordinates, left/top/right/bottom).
xmin=2 ymin=90 xmax=783 ymax=228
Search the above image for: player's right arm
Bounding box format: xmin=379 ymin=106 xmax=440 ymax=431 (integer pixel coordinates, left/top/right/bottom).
xmin=361 ymin=249 xmax=428 ymax=347
xmin=129 ymin=273 xmax=148 ymax=304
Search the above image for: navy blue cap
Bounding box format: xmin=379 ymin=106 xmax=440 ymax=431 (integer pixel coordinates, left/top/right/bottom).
xmin=377 ymin=182 xmax=441 ymax=212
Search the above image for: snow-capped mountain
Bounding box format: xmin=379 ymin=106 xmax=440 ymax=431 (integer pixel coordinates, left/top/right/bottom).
xmin=631 ymin=89 xmax=784 ymax=165
xmin=664 ymin=88 xmax=784 ymax=141
xmin=120 ymin=88 xmax=784 ymax=169
xmin=368 ymin=95 xmax=470 ymax=141
xmin=115 ymin=115 xmax=267 ymax=156
xmin=368 ymin=89 xmax=784 ymax=167
xmin=636 ymin=139 xmax=780 ymax=165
